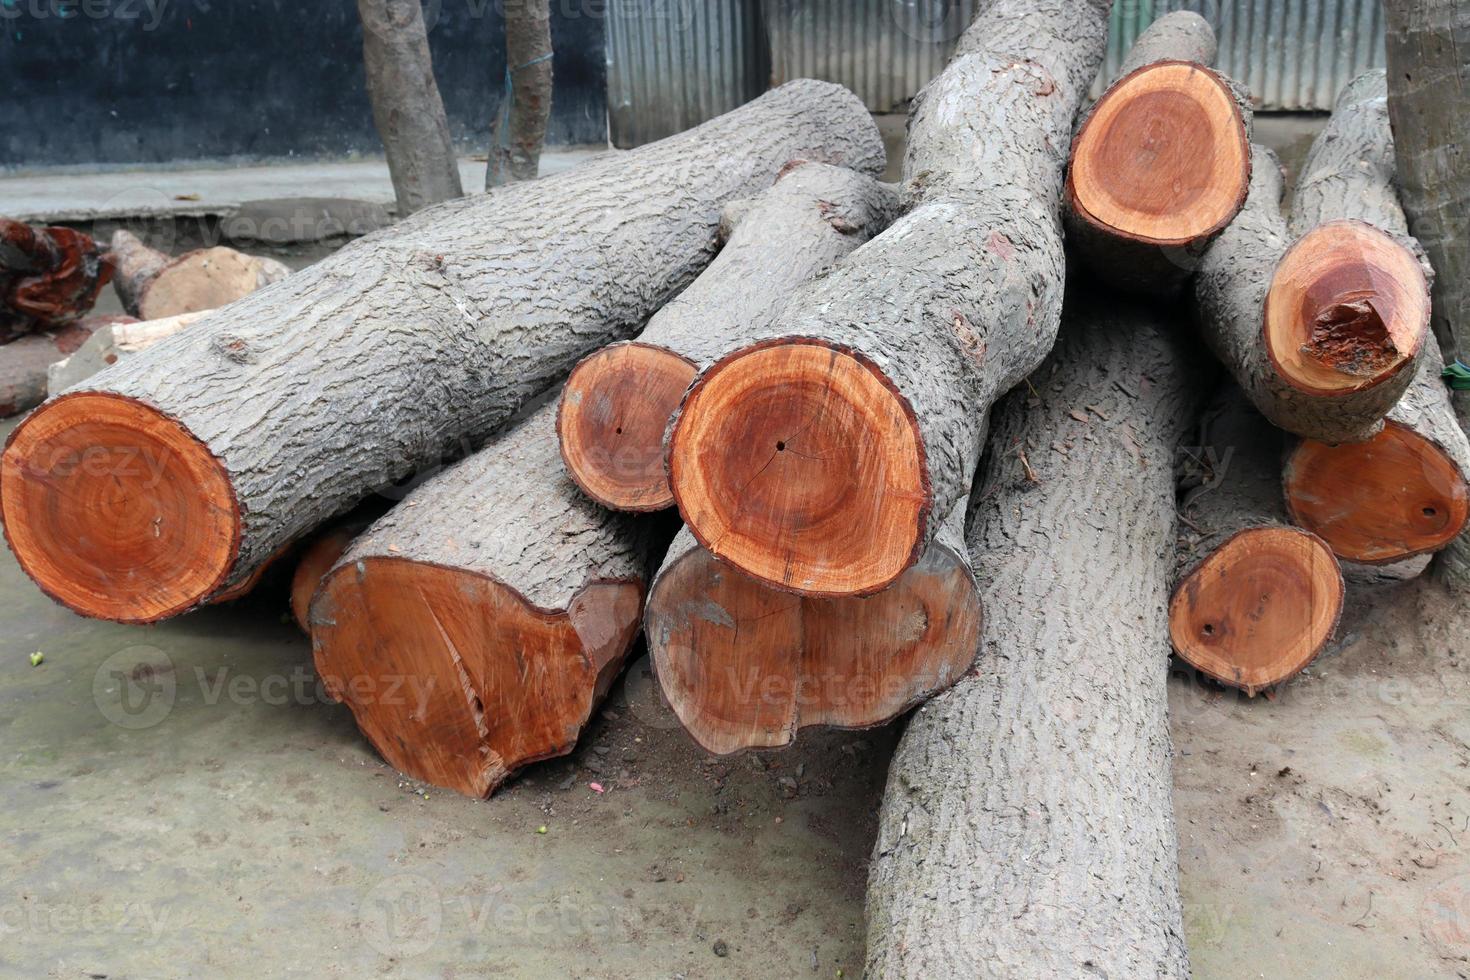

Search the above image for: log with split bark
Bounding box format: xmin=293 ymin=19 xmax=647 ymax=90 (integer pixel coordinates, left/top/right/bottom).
xmin=109 ymin=230 xmax=291 ymax=320
xmin=1064 ymin=11 xmax=1251 ymax=292
xmin=1172 ymin=388 xmax=1344 ymax=695
xmin=308 ymin=403 xmax=660 ymax=798
xmin=1 ymin=80 xmax=882 ymax=624
xmin=866 ymin=294 xmax=1203 ymax=978
xmin=1279 ymin=71 xmax=1470 ymax=565
xmin=645 ymin=505 xmax=979 ymax=755
xmin=1191 ymin=143 xmax=1430 ymax=443
xmin=1 ymin=220 xmax=111 ymax=342
xmin=667 ymin=0 xmax=1113 ymax=598
xmin=557 ymin=161 xmax=901 ymax=511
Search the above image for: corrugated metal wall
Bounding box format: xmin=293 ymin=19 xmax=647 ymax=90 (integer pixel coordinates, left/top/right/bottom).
xmin=1099 ymin=0 xmax=1385 ymax=110
xmin=605 ymin=0 xmax=769 ymax=148
xmin=606 ymin=0 xmax=1385 ymax=147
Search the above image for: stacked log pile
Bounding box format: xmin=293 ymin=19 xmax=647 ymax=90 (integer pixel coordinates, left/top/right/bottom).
xmin=3 ymin=5 xmax=1467 ymax=974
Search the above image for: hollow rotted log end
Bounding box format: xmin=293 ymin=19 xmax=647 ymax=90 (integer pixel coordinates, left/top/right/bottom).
xmin=668 ymin=337 xmax=929 ymax=598
xmin=1265 ymin=220 xmax=1428 ymax=395
xmin=0 ymin=391 xmax=240 ymax=623
xmin=1285 ymin=423 xmax=1470 ymax=564
xmin=1169 ymin=526 xmax=1343 ymax=695
xmin=557 ymin=342 xmax=698 ymax=512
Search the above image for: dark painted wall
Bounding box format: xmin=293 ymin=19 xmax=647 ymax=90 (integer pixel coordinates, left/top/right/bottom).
xmin=0 ymin=0 xmax=607 ymax=169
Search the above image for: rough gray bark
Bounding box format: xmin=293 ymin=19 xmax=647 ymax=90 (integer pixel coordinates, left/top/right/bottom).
xmin=1192 ymin=144 xmax=1422 ymax=443
xmin=634 ymin=163 xmax=901 ymax=369
xmin=1063 ymin=12 xmax=1251 ymax=294
xmin=0 ymin=320 xmax=96 ymax=418
xmin=669 ymin=0 xmax=1114 ymax=597
xmin=18 ymin=80 xmax=881 ymax=616
xmin=1118 ymin=9 xmax=1216 ymax=75
xmin=1384 ymin=1 xmax=1470 ymax=589
xmin=357 ymin=0 xmax=465 ymax=215
xmin=309 ymin=401 xmax=660 ymax=797
xmin=487 ymin=0 xmax=554 ymax=188
xmin=866 ymin=295 xmax=1205 ymax=979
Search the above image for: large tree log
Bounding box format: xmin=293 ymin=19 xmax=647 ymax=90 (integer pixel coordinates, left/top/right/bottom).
xmin=486 ymin=0 xmax=554 ymax=188
xmin=0 ymin=320 xmax=99 ymax=418
xmin=865 ymin=295 xmax=1204 ymax=979
xmin=1064 ymin=11 xmax=1251 ymax=293
xmin=357 ymin=0 xmax=464 ymax=215
xmin=108 ymin=231 xmax=291 ymax=320
xmin=308 ymin=403 xmax=659 ymax=798
xmin=1 ymin=80 xmax=882 ymax=625
xmin=666 ymin=0 xmax=1113 ymax=599
xmin=1 ymin=220 xmax=111 ymax=342
xmin=1279 ymin=71 xmax=1470 ymax=565
xmin=1384 ymin=0 xmax=1470 ymax=590
xmin=1171 ymin=389 xmax=1344 ymax=695
xmin=558 ymin=161 xmax=901 ymax=511
xmin=1191 ymin=143 xmax=1430 ymax=443
xmin=645 ymin=502 xmax=978 ymax=755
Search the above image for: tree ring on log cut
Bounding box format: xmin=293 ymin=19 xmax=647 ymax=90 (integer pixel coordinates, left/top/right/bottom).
xmin=648 ymin=538 xmax=980 ymax=755
xmin=1284 ymin=422 xmax=1470 ymax=564
xmin=1264 ymin=220 xmax=1428 ymax=395
xmin=310 ymin=557 xmax=643 ymax=798
xmin=1169 ymin=526 xmax=1343 ymax=695
xmin=557 ymin=342 xmax=698 ymax=511
xmin=668 ymin=337 xmax=928 ymax=598
xmin=0 ymin=392 xmax=239 ymax=622
xmin=1068 ymin=61 xmax=1250 ymax=246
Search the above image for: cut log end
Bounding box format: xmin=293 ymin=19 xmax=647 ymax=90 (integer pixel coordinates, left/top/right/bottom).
xmin=668 ymin=338 xmax=928 ymax=598
xmin=0 ymin=392 xmax=238 ymax=622
xmin=310 ymin=556 xmax=642 ymax=798
xmin=1265 ymin=220 xmax=1428 ymax=394
xmin=1170 ymin=526 xmax=1343 ymax=695
xmin=1068 ymin=61 xmax=1250 ymax=246
xmin=648 ymin=541 xmax=980 ymax=756
xmin=1285 ymin=422 xmax=1470 ymax=564
xmin=557 ymin=342 xmax=698 ymax=511
xmin=138 ymin=247 xmax=285 ymax=321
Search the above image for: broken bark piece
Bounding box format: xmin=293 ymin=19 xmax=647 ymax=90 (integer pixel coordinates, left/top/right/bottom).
xmin=1 ymin=220 xmax=112 ymax=341
xmin=1280 ymin=71 xmax=1470 ymax=565
xmin=0 ymin=319 xmax=99 ymax=418
xmin=1065 ymin=11 xmax=1252 ymax=292
xmin=557 ymin=162 xmax=901 ymax=512
xmin=645 ymin=503 xmax=979 ymax=755
xmin=668 ymin=0 xmax=1113 ymax=598
xmin=1171 ymin=389 xmax=1344 ymax=695
xmin=309 ymin=403 xmax=658 ymax=798
xmin=1192 ymin=143 xmax=1429 ymax=442
xmin=47 ymin=310 xmax=211 ymax=394
xmin=1 ymin=81 xmax=883 ymax=624
xmin=109 ymin=230 xmax=291 ymax=320
xmin=866 ymin=294 xmax=1205 ymax=978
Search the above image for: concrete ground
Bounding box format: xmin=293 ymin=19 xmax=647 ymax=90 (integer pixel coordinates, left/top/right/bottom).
xmin=5 ymin=113 xmax=1470 ymax=979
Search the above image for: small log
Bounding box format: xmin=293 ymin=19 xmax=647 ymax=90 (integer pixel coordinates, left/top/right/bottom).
xmin=1 ymin=220 xmax=111 ymax=341
xmin=557 ymin=161 xmax=901 ymax=511
xmin=1192 ymin=143 xmax=1430 ymax=443
xmin=109 ymin=231 xmax=291 ymax=320
xmin=645 ymin=504 xmax=979 ymax=755
xmin=667 ymin=0 xmax=1113 ymax=598
xmin=309 ymin=403 xmax=659 ymax=798
xmin=1280 ymin=70 xmax=1470 ymax=565
xmin=1 ymin=81 xmax=882 ymax=624
xmin=866 ymin=294 xmax=1205 ymax=978
xmin=1064 ymin=11 xmax=1251 ymax=292
xmin=47 ymin=310 xmax=211 ymax=394
xmin=1171 ymin=389 xmax=1344 ymax=696
xmin=0 ymin=319 xmax=100 ymax=418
